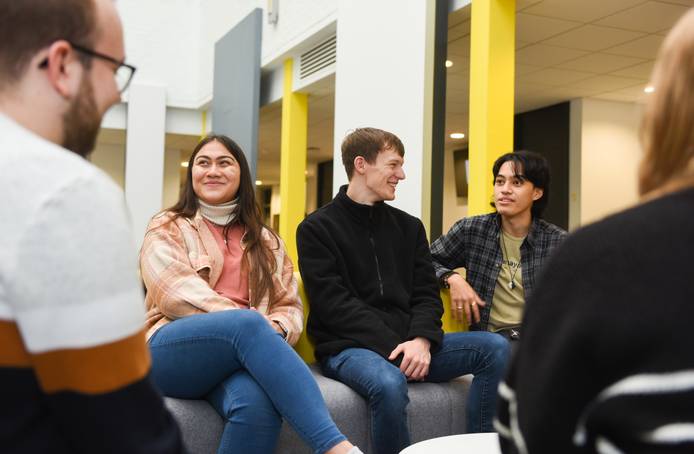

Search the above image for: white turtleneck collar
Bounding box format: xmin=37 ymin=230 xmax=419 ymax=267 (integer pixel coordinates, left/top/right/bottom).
xmin=199 ymin=199 xmax=238 ymax=225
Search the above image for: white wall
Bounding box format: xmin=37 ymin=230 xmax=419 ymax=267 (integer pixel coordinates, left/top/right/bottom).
xmin=575 ymin=98 xmax=644 ymax=226
xmin=260 ymin=0 xmax=338 ymax=66
xmin=124 ymin=85 xmax=167 ymax=247
xmin=333 ymin=0 xmax=435 ymax=218
xmin=117 ymin=0 xmax=338 ymax=109
xmin=116 ymin=0 xmax=201 ymax=107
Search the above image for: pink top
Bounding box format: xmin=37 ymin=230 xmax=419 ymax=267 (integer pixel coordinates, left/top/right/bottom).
xmin=203 ymin=219 xmax=250 ymax=307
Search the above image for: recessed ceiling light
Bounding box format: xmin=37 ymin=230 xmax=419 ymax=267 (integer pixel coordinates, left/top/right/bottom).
xmin=445 ymin=60 xmax=453 ymax=68
xmin=180 ymin=161 xmax=189 ymax=168
xmin=255 ymin=180 xmax=263 ymax=186
xmin=450 ymin=132 xmax=465 ymax=139
xmin=644 ymin=85 xmax=655 ymax=93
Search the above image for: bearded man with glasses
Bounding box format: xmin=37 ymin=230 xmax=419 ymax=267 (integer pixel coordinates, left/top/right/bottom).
xmin=34 ymin=38 xmax=136 ymax=158
xmin=0 ymin=0 xmax=183 ymax=453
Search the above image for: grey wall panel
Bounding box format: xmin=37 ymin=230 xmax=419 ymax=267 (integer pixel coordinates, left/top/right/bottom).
xmin=212 ymin=8 xmax=262 ymax=179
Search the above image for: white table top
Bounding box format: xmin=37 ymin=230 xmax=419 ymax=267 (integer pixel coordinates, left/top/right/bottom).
xmin=400 ymin=433 xmax=501 ymax=454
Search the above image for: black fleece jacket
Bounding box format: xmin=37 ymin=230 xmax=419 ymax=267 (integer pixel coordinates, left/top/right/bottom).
xmin=296 ymin=186 xmax=444 ymax=361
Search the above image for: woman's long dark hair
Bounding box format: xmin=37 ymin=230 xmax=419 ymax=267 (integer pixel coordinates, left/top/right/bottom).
xmin=168 ymin=134 xmax=279 ymax=306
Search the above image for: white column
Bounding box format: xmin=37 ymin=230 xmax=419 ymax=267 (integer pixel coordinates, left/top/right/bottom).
xmin=333 ymin=0 xmax=436 ymax=218
xmin=124 ymin=84 xmax=167 ymax=248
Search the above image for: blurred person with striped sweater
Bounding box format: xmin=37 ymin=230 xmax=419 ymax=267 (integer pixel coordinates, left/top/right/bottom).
xmin=0 ymin=0 xmax=183 ymax=452
xmin=497 ymin=7 xmax=694 ymax=454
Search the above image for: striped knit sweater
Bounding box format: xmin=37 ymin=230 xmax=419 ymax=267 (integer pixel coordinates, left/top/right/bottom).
xmin=0 ymin=114 xmax=183 ymax=453
xmin=497 ymin=187 xmax=694 ymax=453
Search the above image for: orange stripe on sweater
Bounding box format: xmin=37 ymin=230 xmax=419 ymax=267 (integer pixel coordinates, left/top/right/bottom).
xmin=0 ymin=320 xmax=31 ymax=367
xmin=32 ymin=329 xmax=151 ymax=394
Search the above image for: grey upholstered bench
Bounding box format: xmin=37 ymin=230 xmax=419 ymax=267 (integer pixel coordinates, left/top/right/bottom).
xmin=165 ymin=364 xmax=472 ymax=454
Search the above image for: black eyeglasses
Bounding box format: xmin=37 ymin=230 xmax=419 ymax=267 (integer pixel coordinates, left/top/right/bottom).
xmin=39 ymin=41 xmax=137 ymax=94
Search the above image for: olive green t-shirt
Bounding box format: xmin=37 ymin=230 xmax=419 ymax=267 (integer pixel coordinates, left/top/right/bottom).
xmin=488 ymin=230 xmax=525 ymax=332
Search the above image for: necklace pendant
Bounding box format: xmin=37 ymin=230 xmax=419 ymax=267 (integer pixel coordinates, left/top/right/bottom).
xmin=509 ymin=281 xmax=515 ymax=290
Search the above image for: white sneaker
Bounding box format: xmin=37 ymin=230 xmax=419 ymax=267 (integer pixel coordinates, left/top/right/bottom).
xmin=347 ymin=447 xmax=364 ymax=454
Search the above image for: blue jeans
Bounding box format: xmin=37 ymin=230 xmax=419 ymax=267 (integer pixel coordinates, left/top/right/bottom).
xmin=320 ymin=332 xmax=509 ymax=454
xmin=148 ymin=310 xmax=346 ymax=454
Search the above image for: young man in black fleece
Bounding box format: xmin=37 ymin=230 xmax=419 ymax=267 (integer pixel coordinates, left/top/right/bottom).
xmin=297 ymin=127 xmax=510 ymax=454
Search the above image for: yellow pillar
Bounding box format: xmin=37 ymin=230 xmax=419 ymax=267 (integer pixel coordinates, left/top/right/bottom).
xmin=441 ymin=290 xmax=467 ymax=332
xmin=279 ymin=58 xmax=308 ymax=264
xmin=441 ymin=0 xmax=515 ymax=333
xmin=293 ymin=273 xmax=316 ymax=363
xmin=200 ymin=110 xmax=207 ymax=139
xmin=468 ymin=0 xmax=515 ymax=216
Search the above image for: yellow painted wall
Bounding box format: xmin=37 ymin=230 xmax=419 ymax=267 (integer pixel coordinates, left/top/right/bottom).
xmin=279 ymin=58 xmax=308 ymax=263
xmin=467 ymin=0 xmax=515 ymax=217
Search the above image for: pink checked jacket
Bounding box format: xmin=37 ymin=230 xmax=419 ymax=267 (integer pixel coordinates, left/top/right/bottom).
xmin=140 ymin=211 xmax=303 ymax=345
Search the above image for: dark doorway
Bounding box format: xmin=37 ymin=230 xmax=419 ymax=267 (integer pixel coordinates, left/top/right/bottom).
xmin=514 ymin=102 xmax=570 ymax=230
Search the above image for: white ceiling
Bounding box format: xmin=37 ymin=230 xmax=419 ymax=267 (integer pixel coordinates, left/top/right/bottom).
xmin=444 ymin=0 xmax=692 ymax=149
xmin=258 ymin=0 xmax=692 ymax=183
xmin=98 ymin=1 xmax=693 ymax=185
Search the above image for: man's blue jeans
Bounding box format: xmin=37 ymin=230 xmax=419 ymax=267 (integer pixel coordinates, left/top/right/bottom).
xmin=320 ymin=332 xmax=509 ymax=454
xmin=148 ymin=310 xmax=346 ymax=454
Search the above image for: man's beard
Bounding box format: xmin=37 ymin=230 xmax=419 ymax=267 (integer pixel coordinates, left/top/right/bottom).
xmin=61 ymin=76 xmax=101 ymax=158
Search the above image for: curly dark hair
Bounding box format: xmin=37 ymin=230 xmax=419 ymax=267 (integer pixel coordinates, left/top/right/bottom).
xmin=491 ymin=150 xmax=551 ymax=219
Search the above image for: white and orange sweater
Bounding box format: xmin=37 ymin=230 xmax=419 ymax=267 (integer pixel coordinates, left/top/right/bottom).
xmin=140 ymin=211 xmax=304 ymax=345
xmin=0 ymin=113 xmax=182 ymax=453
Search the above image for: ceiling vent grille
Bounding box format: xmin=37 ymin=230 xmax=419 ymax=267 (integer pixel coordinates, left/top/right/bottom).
xmin=299 ymin=34 xmax=336 ymax=80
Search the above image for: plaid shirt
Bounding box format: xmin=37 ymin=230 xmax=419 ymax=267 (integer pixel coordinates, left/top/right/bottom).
xmin=430 ymin=213 xmax=566 ymax=330
xmin=140 ymin=211 xmax=303 ymax=345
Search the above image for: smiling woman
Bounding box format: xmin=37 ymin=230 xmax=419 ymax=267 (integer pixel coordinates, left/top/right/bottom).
xmin=138 ymin=134 xmax=360 ymax=454
xmin=191 ymin=140 xmax=241 ymax=205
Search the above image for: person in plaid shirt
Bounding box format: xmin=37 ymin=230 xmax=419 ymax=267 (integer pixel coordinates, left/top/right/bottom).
xmin=430 ymin=151 xmax=566 ymax=339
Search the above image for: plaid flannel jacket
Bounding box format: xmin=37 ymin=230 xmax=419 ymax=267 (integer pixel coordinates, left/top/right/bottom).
xmin=140 ymin=211 xmax=303 ymax=345
xmin=430 ymin=213 xmax=566 ymax=330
